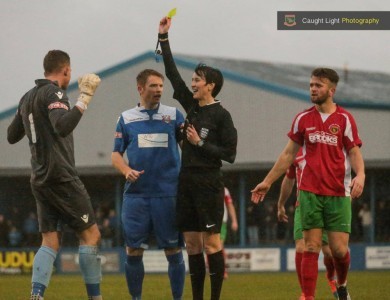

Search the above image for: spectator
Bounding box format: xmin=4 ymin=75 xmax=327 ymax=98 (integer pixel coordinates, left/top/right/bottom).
xmin=376 ymin=200 xmax=389 ymax=242
xmin=23 ymin=211 xmax=40 ymax=247
xmin=0 ymin=213 xmax=10 ymax=247
xmin=246 ymin=203 xmax=261 ymax=246
xmin=8 ymin=223 xmax=23 ymax=247
xmin=264 ymin=203 xmax=277 ymax=242
xmin=107 ymin=209 xmax=118 ymax=245
xmin=100 ymin=218 xmax=114 ymax=249
xmin=358 ymin=203 xmax=372 ymax=243
xmin=95 ymin=208 xmax=113 ymax=249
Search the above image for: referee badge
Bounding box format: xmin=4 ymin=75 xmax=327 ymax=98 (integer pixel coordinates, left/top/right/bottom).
xmin=200 ymin=128 xmax=209 ymax=139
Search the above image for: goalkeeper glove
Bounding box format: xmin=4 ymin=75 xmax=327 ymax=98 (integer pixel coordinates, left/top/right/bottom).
xmin=76 ymin=74 xmax=101 ymax=110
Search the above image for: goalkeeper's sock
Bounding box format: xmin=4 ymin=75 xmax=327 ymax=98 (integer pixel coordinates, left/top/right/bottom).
xmin=333 ymin=251 xmax=350 ymax=286
xmin=166 ymin=251 xmax=185 ymax=300
xmin=188 ymin=253 xmax=206 ymax=300
xmin=31 ymin=245 xmax=57 ymax=296
xmin=125 ymin=255 xmax=144 ymax=299
xmin=295 ymin=251 xmax=304 ymax=292
xmin=79 ymin=246 xmax=102 ymax=297
xmin=301 ymin=251 xmax=319 ymax=299
xmin=208 ymin=250 xmax=225 ymax=300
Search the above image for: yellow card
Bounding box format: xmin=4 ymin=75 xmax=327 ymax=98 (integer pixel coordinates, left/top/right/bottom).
xmin=167 ymin=8 xmax=177 ymax=18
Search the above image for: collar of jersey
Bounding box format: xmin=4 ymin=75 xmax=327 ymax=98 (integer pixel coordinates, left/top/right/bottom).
xmin=136 ymin=102 xmax=160 ymax=113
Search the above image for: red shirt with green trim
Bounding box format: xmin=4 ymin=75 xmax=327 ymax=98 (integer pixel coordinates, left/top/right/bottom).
xmin=288 ymin=105 xmax=362 ymax=197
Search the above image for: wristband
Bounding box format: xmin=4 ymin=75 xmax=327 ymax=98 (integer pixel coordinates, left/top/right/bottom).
xmin=75 ymin=101 xmax=87 ymax=110
xmin=158 ymin=32 xmax=168 ymax=41
xmin=197 ymin=140 xmax=204 ymax=147
xmin=155 ymin=33 xmax=168 ymax=62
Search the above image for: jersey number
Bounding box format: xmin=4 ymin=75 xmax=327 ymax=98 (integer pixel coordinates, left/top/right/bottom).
xmin=28 ymin=113 xmax=37 ymax=143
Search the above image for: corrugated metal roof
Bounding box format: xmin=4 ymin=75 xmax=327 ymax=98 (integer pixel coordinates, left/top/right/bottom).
xmin=176 ymin=54 xmax=390 ymax=110
xmin=2 ymin=51 xmax=389 ymax=121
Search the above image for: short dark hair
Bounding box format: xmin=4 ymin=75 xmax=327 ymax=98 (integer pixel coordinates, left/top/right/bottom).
xmin=194 ymin=63 xmax=224 ymax=97
xmin=311 ymin=68 xmax=339 ymax=85
xmin=136 ymin=69 xmax=164 ymax=86
xmin=43 ymin=50 xmax=70 ymax=75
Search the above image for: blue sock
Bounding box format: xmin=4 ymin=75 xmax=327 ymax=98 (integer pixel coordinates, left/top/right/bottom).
xmin=31 ymin=246 xmax=57 ymax=296
xmin=125 ymin=255 xmax=144 ymax=300
xmin=79 ymin=245 xmax=101 ymax=296
xmin=166 ymin=251 xmax=185 ymax=300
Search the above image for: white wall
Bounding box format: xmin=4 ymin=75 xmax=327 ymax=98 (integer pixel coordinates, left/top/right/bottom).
xmin=1 ymin=58 xmax=389 ymax=172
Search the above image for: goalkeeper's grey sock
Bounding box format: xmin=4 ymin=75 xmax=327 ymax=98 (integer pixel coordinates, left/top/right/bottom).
xmin=31 ymin=245 xmax=57 ymax=296
xmin=79 ymin=245 xmax=102 ymax=297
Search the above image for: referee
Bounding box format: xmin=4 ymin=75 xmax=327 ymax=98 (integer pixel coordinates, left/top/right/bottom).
xmin=158 ymin=17 xmax=238 ymax=300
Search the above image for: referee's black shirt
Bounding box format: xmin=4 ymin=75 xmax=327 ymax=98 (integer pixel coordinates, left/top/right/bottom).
xmin=160 ymin=38 xmax=238 ymax=170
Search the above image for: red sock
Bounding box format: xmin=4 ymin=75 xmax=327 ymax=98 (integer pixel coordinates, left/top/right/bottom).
xmin=301 ymin=251 xmax=319 ymax=298
xmin=295 ymin=252 xmax=304 ymax=292
xmin=323 ymin=255 xmax=336 ymax=281
xmin=333 ymin=251 xmax=350 ymax=285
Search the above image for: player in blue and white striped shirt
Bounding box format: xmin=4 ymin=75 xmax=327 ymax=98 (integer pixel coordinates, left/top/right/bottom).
xmin=112 ymin=69 xmax=185 ymax=300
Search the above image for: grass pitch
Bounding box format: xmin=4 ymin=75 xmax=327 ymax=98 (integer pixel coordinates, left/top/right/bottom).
xmin=1 ymin=271 xmax=389 ymax=299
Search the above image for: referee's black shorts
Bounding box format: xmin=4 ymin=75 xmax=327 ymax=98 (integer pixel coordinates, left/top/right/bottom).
xmin=176 ymin=169 xmax=224 ymax=233
xmin=31 ymin=178 xmax=96 ymax=233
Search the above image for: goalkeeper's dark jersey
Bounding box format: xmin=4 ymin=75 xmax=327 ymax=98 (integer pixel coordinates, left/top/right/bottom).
xmin=160 ymin=39 xmax=237 ymax=170
xmin=7 ymin=79 xmax=83 ymax=186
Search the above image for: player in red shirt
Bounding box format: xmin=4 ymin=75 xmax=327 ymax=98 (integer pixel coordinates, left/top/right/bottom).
xmin=251 ymin=68 xmax=365 ymax=300
xmin=278 ymin=149 xmax=338 ymax=299
xmin=221 ymin=187 xmax=238 ymax=279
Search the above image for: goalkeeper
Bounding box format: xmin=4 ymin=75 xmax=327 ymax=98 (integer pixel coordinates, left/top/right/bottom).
xmin=7 ymin=50 xmax=103 ymax=300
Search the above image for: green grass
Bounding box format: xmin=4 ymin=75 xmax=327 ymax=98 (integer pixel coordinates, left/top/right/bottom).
xmin=1 ymin=271 xmax=389 ymax=299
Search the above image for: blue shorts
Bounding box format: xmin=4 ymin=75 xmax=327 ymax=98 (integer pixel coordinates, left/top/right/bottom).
xmin=122 ymin=196 xmax=184 ymax=249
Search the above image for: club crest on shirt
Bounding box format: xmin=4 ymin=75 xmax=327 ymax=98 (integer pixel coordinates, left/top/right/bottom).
xmin=200 ymin=128 xmax=209 ymax=139
xmin=329 ymin=124 xmax=340 ymax=134
xmin=162 ymin=115 xmax=171 ymax=123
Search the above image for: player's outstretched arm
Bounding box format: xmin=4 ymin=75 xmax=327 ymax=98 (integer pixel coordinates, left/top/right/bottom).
xmin=75 ymin=73 xmax=101 ymax=111
xmin=251 ymin=181 xmax=271 ymax=204
xmin=158 ymin=16 xmax=194 ymax=112
xmin=251 ymin=140 xmax=300 ymax=204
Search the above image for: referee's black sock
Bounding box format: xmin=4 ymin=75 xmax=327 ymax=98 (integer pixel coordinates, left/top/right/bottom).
xmin=207 ymin=250 xmax=224 ymax=300
xmin=188 ymin=253 xmax=206 ymax=300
